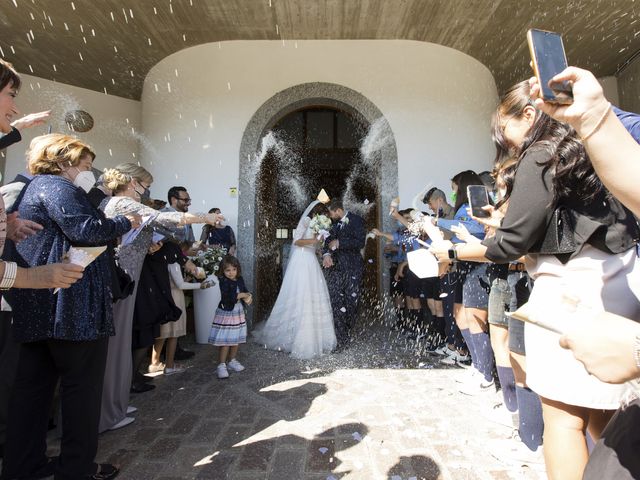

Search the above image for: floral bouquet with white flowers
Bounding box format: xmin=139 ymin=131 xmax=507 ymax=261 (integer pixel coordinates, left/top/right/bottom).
xmin=309 ymin=214 xmax=332 ymax=241
xmin=187 ymin=245 xmax=227 ymax=281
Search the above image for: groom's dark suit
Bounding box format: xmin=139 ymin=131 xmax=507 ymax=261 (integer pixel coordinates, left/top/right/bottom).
xmin=323 ymin=212 xmax=366 ymax=347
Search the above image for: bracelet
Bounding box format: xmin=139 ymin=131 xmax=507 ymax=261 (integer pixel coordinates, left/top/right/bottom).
xmin=634 ymin=335 xmax=640 ymax=371
xmin=0 ymin=261 xmax=17 ymax=290
xmin=580 ymin=102 xmax=611 ymax=142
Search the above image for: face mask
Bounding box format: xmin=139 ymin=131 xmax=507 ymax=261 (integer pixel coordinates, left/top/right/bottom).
xmin=73 ymin=169 xmax=96 ymax=193
xmin=134 ymin=183 xmax=151 ymax=202
xmin=498 ymin=187 xmax=507 ymax=201
xmin=450 ymin=192 xmax=457 ymax=204
xmin=489 ymin=191 xmax=498 ymax=204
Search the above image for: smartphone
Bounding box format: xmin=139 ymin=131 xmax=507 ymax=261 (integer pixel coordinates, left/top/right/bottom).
xmin=467 ymin=185 xmax=490 ymax=218
xmin=527 ymin=28 xmax=573 ymax=104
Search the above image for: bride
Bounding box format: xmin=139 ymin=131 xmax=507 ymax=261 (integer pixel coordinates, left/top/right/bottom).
xmin=253 ymin=200 xmax=337 ymax=359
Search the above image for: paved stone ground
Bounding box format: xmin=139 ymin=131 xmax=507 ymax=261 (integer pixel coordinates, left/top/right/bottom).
xmin=39 ymin=327 xmax=547 ymax=480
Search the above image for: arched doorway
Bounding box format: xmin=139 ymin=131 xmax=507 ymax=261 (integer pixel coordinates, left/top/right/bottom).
xmin=253 ymin=106 xmax=379 ymax=322
xmin=237 ymin=82 xmax=399 ymax=324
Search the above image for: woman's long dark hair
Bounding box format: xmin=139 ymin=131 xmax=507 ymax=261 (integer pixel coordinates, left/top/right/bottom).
xmin=451 ymin=170 xmax=484 ymax=212
xmin=493 ymin=159 xmax=517 ymax=211
xmin=308 ymin=202 xmax=329 ymax=218
xmin=492 ymin=80 xmax=605 ymax=206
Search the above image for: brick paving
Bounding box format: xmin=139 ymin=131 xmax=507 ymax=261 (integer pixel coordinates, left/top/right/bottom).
xmin=41 ymin=327 xmax=546 ymax=480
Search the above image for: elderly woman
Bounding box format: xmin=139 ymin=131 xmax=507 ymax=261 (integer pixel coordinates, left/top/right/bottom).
xmin=99 ymin=164 xmax=222 ymax=432
xmin=2 ymin=134 xmax=137 ymax=480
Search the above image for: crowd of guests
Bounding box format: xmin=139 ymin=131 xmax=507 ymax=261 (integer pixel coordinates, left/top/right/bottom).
xmin=373 ymin=68 xmax=640 ymax=479
xmin=1 ymin=48 xmax=640 ymax=480
xmin=0 ymin=59 xmax=246 ymax=480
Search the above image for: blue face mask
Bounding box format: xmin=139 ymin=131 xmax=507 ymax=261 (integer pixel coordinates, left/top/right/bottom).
xmin=489 ymin=191 xmax=498 ymax=204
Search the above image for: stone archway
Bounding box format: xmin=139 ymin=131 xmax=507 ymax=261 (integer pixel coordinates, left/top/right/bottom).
xmin=237 ymin=82 xmax=398 ymax=322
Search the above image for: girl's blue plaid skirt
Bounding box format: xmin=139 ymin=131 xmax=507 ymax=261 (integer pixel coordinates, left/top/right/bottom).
xmin=208 ymin=302 xmax=247 ymax=346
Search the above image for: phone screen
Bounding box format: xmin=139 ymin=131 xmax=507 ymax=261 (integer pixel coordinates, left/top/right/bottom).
xmin=527 ymin=29 xmax=573 ymax=104
xmin=467 ymin=185 xmax=490 ymax=218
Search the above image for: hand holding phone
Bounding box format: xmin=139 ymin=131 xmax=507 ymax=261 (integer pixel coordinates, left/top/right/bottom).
xmin=467 ymin=185 xmax=490 ymax=218
xmin=527 ymin=29 xmax=573 ymax=104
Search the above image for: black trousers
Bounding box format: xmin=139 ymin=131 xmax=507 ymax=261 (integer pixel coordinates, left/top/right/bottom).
xmin=325 ymin=258 xmax=363 ymax=346
xmin=0 ymin=312 xmax=19 ymax=449
xmin=2 ymin=337 xmax=108 ymax=480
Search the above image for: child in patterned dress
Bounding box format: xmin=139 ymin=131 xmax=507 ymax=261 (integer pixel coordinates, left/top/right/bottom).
xmin=208 ymin=255 xmax=252 ymax=379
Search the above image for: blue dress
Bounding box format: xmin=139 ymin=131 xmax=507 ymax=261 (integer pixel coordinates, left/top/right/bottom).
xmin=208 ymin=276 xmax=247 ymax=346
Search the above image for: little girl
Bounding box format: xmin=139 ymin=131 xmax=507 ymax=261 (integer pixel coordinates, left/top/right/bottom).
xmin=208 ymin=255 xmax=252 ymax=379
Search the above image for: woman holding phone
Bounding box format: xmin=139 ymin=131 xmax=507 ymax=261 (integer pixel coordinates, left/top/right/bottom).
xmin=433 ymin=171 xmax=495 ymax=395
xmin=431 ymin=80 xmax=640 ymax=480
xmin=529 ymin=66 xmax=640 ymax=480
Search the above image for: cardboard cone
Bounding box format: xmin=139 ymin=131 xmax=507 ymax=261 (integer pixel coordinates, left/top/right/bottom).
xmin=317 ymin=189 xmax=330 ymax=204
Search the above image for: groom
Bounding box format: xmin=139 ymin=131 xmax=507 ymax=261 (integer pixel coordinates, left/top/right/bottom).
xmin=322 ymin=200 xmax=366 ymax=350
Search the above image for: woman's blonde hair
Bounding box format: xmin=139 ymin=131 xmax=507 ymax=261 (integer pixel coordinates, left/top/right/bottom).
xmin=27 ymin=134 xmax=95 ymax=175
xmin=102 ymin=163 xmax=153 ymax=194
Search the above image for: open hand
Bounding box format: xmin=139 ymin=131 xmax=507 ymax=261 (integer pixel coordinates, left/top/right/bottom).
xmin=207 ymin=213 xmax=225 ymax=225
xmin=322 ymin=255 xmax=334 ymax=269
xmin=11 ymin=111 xmax=51 ymax=131
xmin=468 ymin=205 xmax=504 ymax=229
xmin=450 ymin=223 xmax=480 ymax=244
xmin=125 ymin=213 xmax=142 ymax=229
xmin=428 ymin=240 xmax=454 ymax=262
xmin=6 ymin=212 xmax=43 ymax=242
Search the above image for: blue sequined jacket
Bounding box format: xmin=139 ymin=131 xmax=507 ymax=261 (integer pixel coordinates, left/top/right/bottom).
xmin=5 ymin=175 xmax=131 ymax=343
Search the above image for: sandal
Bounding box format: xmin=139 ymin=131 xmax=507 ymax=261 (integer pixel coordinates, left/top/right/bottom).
xmin=87 ymin=463 xmax=120 ymax=480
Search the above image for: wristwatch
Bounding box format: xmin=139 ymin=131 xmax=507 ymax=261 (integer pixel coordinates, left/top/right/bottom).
xmin=447 ymin=246 xmax=458 ymax=261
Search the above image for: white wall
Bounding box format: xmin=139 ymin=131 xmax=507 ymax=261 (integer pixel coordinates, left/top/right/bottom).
xmin=141 ymin=40 xmax=499 ymax=236
xmin=2 ymin=73 xmax=141 ymax=183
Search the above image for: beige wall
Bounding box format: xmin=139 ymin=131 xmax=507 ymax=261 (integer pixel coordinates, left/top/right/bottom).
xmin=619 ymin=57 xmax=640 ymax=113
xmin=2 ymin=73 xmax=141 ymax=183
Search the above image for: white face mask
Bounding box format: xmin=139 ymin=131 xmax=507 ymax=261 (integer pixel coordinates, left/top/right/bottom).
xmin=73 ymin=170 xmax=96 ymax=193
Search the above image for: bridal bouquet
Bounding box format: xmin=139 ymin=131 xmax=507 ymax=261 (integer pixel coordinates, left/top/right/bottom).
xmin=187 ymin=245 xmax=227 ymax=281
xmin=309 ymin=214 xmax=332 ymax=241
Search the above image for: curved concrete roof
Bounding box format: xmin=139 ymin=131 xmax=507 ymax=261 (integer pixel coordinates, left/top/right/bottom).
xmin=1 ymin=0 xmax=637 ymax=99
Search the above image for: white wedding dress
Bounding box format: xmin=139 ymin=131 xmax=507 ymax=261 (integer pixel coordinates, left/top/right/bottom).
xmin=254 ymin=202 xmax=337 ymax=359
